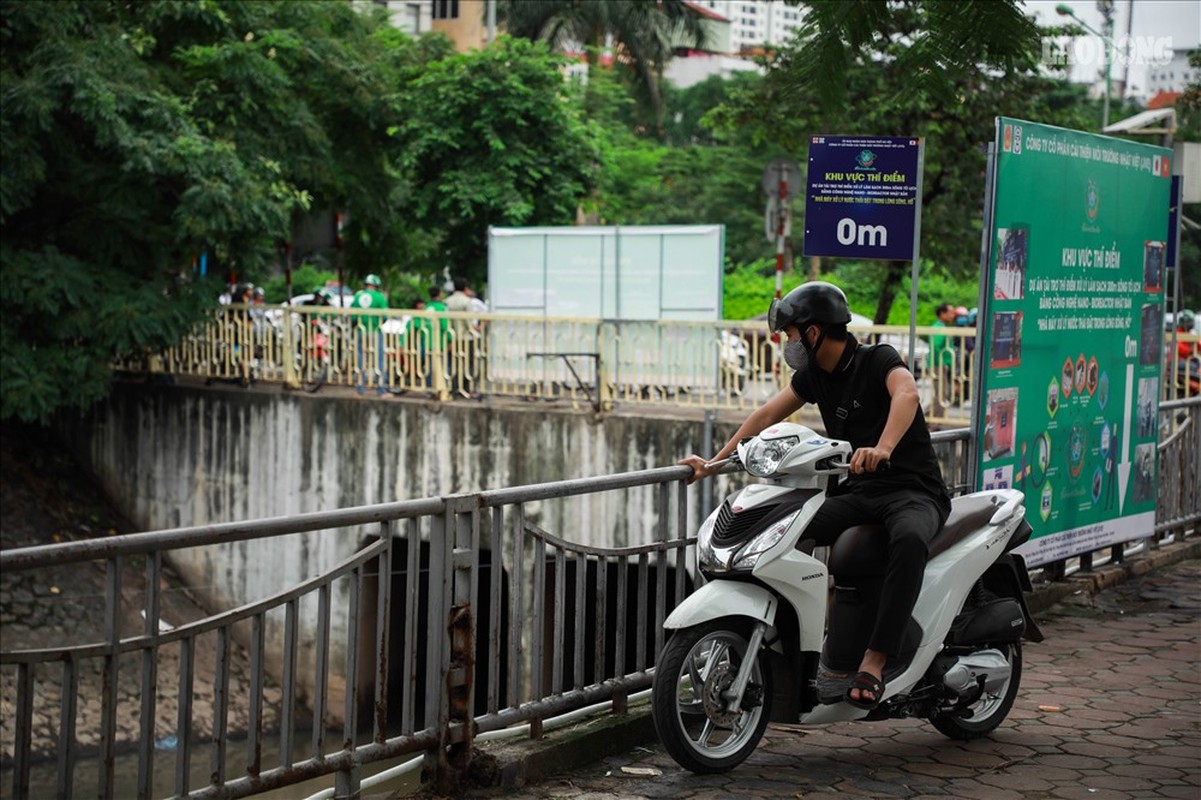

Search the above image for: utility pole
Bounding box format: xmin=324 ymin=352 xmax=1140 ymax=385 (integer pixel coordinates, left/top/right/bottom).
xmin=1118 ymin=0 xmax=1133 ymax=105
xmin=1100 ymin=0 xmax=1115 ymax=127
xmin=1056 ymin=3 xmax=1114 ymax=130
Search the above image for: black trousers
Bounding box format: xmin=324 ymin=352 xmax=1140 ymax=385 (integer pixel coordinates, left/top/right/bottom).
xmin=806 ymin=486 xmax=951 ymax=657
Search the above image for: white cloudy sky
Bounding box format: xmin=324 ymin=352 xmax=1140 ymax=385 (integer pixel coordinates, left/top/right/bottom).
xmin=1023 ymin=0 xmax=1200 ymax=95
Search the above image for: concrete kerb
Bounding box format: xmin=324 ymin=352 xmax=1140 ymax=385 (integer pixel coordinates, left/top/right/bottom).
xmin=1024 ymin=535 xmax=1201 ymax=613
xmin=465 ymin=536 xmax=1200 ymax=793
xmin=471 ymin=697 xmax=657 ymax=791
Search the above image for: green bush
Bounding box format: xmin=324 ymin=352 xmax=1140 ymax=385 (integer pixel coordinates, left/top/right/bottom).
xmin=721 ymin=259 xmax=981 ymax=324
xmin=722 ymin=258 xmax=780 ymax=320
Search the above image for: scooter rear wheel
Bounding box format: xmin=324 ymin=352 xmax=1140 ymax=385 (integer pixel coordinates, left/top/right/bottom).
xmin=652 ymin=618 xmax=772 ymax=773
xmin=929 ymin=641 xmax=1022 ymax=740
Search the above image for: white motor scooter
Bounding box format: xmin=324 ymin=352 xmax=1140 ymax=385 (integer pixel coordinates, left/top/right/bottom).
xmin=652 ymin=423 xmax=1043 ymax=773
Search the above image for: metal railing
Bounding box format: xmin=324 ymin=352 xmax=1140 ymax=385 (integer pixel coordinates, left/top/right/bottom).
xmin=127 ymin=306 xmax=1201 ymax=425
xmin=2 ymin=402 xmax=1197 ymax=799
xmin=127 ymin=304 xmax=1201 ymax=423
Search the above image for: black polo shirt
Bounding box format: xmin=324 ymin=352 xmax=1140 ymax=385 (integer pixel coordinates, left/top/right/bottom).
xmin=790 ymin=337 xmax=948 ymax=499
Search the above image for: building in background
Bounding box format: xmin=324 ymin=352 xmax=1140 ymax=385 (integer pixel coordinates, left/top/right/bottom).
xmin=428 ymin=0 xmax=491 ymax=52
xmin=665 ymin=2 xmax=758 ymax=88
xmin=367 ymin=0 xmax=487 ymax=49
xmin=368 ymin=0 xmax=431 ymax=37
xmin=364 ymin=0 xmax=795 ymax=89
xmin=1145 ymin=47 xmax=1200 ymax=97
xmin=694 ymin=0 xmax=805 ymax=53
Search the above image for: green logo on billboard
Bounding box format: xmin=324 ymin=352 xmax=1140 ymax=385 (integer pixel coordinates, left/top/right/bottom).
xmin=1067 ymin=425 xmax=1086 ymax=478
xmin=1047 ymin=376 xmax=1060 ymax=418
xmin=1086 ymin=179 xmax=1099 ymax=221
xmin=856 ymin=149 xmax=877 ymax=169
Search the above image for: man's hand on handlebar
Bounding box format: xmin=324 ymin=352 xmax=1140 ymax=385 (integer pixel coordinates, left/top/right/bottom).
xmin=678 ymin=454 xmax=717 ymax=485
xmin=849 ymin=446 xmax=891 ymax=475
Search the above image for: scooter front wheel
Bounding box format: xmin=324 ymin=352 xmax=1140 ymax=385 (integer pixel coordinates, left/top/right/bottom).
xmin=652 ymin=618 xmax=772 ymax=773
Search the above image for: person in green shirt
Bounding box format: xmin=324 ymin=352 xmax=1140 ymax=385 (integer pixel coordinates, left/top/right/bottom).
xmin=353 ymin=274 xmax=389 ymax=394
xmin=927 ymin=303 xmax=958 ymax=418
xmin=413 ymin=285 xmax=451 ymax=389
xmin=413 ymin=285 xmax=450 ymax=346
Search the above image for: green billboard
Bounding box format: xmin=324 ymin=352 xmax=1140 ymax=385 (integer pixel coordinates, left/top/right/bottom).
xmin=975 ymin=118 xmax=1173 ymax=567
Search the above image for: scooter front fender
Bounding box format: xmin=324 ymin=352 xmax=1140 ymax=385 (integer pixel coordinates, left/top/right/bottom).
xmin=663 ymin=580 xmax=778 ymax=630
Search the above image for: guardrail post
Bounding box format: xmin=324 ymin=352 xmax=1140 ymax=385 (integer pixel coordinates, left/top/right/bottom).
xmin=282 ymin=307 xmax=299 ymax=389
xmin=428 ymin=496 xmax=479 ymax=794
xmin=333 ymin=766 xmax=361 ymax=799
xmin=432 ymin=332 xmax=451 ymax=402
xmin=597 ymin=320 xmax=614 ymax=412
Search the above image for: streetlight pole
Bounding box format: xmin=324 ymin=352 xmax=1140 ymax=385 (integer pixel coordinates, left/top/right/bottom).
xmin=1055 ymin=3 xmax=1113 ymax=130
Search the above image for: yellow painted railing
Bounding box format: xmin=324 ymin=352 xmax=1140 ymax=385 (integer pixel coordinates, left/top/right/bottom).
xmin=127 ymin=305 xmax=1200 ymax=425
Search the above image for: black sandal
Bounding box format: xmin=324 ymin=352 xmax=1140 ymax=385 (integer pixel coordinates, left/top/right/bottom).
xmin=845 ymin=671 xmax=885 ymax=710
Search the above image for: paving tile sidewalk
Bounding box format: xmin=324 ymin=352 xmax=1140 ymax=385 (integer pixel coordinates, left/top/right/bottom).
xmin=464 ymin=558 xmax=1201 ymax=800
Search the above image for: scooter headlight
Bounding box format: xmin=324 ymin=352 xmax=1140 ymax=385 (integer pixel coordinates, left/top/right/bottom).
xmin=695 ymin=507 xmax=720 ymax=569
xmin=731 ymin=510 xmax=800 ymax=571
xmin=743 ymin=436 xmax=799 ymax=478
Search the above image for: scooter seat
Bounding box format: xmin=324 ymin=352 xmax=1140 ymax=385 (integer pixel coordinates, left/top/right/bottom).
xmin=928 ymin=495 xmax=1000 ymax=560
xmin=826 ymin=495 xmax=1003 ymax=577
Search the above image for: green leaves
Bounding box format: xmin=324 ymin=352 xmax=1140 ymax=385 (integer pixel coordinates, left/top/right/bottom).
xmin=703 ymin=1 xmax=1099 ymax=299
xmin=787 ymin=0 xmax=1041 ymax=108
xmin=390 ymin=37 xmax=599 ymax=282
xmin=0 ymin=0 xmax=405 ymax=423
xmin=499 ymin=0 xmax=707 ymax=132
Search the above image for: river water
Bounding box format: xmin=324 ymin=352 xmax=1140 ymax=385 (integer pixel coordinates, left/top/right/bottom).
xmin=1 ymin=729 xmax=422 ymax=799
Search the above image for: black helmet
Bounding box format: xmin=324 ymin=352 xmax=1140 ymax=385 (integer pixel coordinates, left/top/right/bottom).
xmin=768 ymin=281 xmax=851 ymax=333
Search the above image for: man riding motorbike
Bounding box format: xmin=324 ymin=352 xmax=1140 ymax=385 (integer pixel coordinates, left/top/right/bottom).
xmin=680 ymin=282 xmax=951 ymax=709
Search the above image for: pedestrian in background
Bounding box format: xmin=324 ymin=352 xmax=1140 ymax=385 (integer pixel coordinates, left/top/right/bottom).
xmin=927 ymin=303 xmax=957 ymax=420
xmin=352 ymin=274 xmax=389 ymax=395
xmin=445 ymin=276 xmax=486 ymax=395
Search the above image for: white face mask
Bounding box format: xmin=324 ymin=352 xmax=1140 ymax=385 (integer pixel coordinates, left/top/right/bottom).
xmin=784 ymin=339 xmax=809 ymax=371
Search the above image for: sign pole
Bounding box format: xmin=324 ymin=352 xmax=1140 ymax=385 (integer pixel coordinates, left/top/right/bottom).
xmin=762 ymin=157 xmax=801 ymax=299
xmin=906 ymin=139 xmax=925 ymax=370
xmin=776 ymin=171 xmax=787 ymax=299
xmin=971 ymin=138 xmax=999 ymax=492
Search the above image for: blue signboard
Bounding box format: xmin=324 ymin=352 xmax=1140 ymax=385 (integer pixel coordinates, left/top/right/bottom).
xmin=803 ymin=136 xmax=922 ymax=261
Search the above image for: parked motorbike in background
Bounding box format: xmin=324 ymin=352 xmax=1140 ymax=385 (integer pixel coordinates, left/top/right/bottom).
xmin=720 ymin=329 xmax=750 ymax=396
xmin=652 ymin=423 xmax=1043 ymax=773
xmin=298 ymin=317 xmax=332 ymax=393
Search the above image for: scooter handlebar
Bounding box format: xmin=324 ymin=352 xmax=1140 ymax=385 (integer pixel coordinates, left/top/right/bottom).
xmin=703 ymin=455 xmax=738 ymax=471
xmin=826 ymin=457 xmax=890 ymax=475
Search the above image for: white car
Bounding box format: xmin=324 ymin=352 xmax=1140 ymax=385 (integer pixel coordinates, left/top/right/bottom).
xmin=284 ymin=290 xmax=352 ymax=308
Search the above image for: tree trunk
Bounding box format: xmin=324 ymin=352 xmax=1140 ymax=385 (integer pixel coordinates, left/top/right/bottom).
xmin=872 ymin=260 xmax=909 ymax=323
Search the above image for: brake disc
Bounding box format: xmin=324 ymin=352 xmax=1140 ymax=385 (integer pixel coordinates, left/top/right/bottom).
xmin=700 ymin=663 xmax=741 ymax=727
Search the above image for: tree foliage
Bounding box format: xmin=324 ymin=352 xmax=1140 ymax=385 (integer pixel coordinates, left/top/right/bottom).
xmin=2 ymin=0 xmax=1166 ymax=423
xmin=707 ymin=4 xmax=1095 ymax=321
xmin=389 ymin=36 xmax=599 ymax=283
xmin=499 ymin=0 xmax=707 ymax=132
xmin=0 ymin=3 xmax=599 ymax=423
xmin=586 ymin=70 xmax=779 ymax=267
xmin=782 ymin=0 xmax=1041 ymax=109
xmin=0 ymin=0 xmax=411 ymax=422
